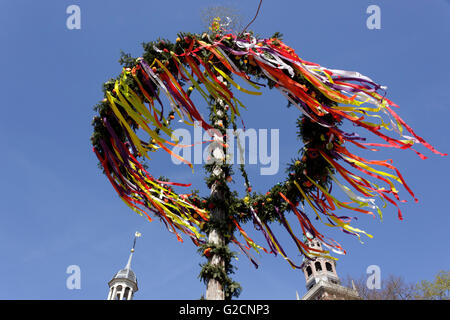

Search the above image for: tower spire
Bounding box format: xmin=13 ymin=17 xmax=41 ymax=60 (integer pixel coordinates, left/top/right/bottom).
xmin=125 ymin=251 xmax=133 ymax=271
xmin=107 ymin=231 xmax=142 ymax=300
xmin=125 ymin=231 xmax=141 ymax=277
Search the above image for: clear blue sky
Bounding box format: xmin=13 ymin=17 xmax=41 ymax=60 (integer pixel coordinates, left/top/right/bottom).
xmin=0 ymin=0 xmax=448 ymax=300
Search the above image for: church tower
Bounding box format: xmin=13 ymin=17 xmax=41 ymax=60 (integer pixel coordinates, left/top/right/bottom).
xmin=107 ymin=232 xmax=141 ymax=300
xmin=301 ymin=236 xmax=360 ymax=300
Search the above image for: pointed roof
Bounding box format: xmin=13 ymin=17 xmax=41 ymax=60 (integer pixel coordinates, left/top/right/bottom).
xmin=109 ymin=232 xmax=141 ymax=286
xmin=113 ymin=250 xmax=137 ymax=283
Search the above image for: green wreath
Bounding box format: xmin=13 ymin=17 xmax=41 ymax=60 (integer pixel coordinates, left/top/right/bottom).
xmin=90 ymin=27 xmax=444 ymax=298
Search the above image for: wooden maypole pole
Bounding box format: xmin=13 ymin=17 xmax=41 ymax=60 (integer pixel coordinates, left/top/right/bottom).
xmin=205 ymin=95 xmax=228 ymax=300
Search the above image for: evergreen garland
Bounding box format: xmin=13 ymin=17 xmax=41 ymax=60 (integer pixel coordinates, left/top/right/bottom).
xmin=90 ymin=30 xmax=338 ymax=298
xmin=89 ymin=23 xmax=442 ymax=299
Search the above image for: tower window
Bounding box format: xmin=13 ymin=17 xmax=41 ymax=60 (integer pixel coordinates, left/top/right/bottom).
xmin=124 ymin=287 xmax=130 ymax=300
xmin=306 ymin=266 xmax=312 ymax=277
xmin=315 ymin=261 xmax=322 ymax=272
xmin=326 ymin=262 xmax=333 ymax=272
xmin=115 ymin=285 xmax=123 ymax=300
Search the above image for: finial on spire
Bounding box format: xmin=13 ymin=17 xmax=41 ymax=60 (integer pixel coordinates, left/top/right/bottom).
xmin=132 ymin=231 xmax=142 ymax=252
xmin=125 ymin=231 xmax=142 ymax=276
xmin=125 ymin=232 xmax=142 ymax=269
